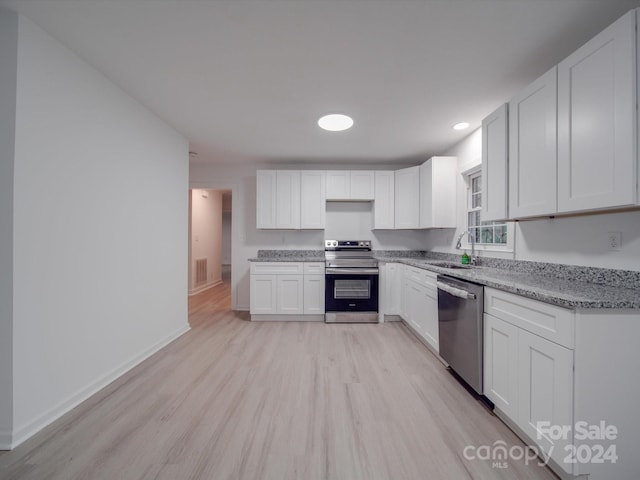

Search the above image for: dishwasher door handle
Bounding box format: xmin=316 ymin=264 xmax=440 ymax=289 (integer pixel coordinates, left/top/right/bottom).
xmin=437 ymin=281 xmax=476 ymax=300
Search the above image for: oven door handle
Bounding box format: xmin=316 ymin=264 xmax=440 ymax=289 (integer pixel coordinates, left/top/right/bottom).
xmin=436 ymin=281 xmax=476 ymax=300
xmin=325 ymin=268 xmax=379 ymax=275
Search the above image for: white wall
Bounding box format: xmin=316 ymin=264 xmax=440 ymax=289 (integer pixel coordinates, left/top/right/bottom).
xmin=425 ymin=127 xmax=640 ymax=271
xmin=222 ymin=211 xmax=232 ymax=265
xmin=190 ymin=189 xmax=223 ymax=292
xmin=0 ymin=9 xmax=18 ymax=448
xmin=515 ymin=211 xmax=640 ymax=270
xmin=190 ymin=162 xmax=426 ymax=310
xmin=9 ymin=15 xmax=189 ymax=448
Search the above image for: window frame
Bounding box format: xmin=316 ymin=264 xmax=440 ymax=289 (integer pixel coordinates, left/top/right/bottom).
xmin=461 ymin=166 xmax=514 ymax=253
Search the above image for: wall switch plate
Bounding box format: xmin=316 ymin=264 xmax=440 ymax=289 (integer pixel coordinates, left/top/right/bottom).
xmin=607 ymin=231 xmax=622 ymax=251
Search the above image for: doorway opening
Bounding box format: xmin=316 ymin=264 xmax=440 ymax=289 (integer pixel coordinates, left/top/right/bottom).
xmin=188 ymin=188 xmax=232 ymax=326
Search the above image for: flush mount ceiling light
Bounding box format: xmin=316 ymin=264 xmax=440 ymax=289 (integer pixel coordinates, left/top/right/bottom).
xmin=318 ymin=114 xmax=354 ymax=132
xmin=452 ymin=122 xmax=470 ymax=131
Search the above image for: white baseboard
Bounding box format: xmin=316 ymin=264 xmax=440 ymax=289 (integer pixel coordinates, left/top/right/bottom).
xmin=7 ymin=323 xmax=190 ymax=450
xmin=188 ymin=279 xmax=222 ymax=296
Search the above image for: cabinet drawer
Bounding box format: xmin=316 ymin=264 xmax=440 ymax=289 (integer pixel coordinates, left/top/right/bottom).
xmin=484 ymin=287 xmax=575 ymax=348
xmin=250 ymin=262 xmax=303 ymax=275
xmin=303 ymin=262 xmax=325 ymax=275
xmin=405 ymin=265 xmax=437 ymax=289
xmin=404 ymin=265 xmax=424 ymax=283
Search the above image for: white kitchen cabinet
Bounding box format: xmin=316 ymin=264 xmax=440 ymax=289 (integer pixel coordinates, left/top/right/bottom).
xmin=275 ymin=171 xmax=301 ymax=229
xmin=276 ymin=275 xmax=304 ymax=314
xmin=256 ymin=170 xmax=300 ymax=229
xmin=400 ymin=265 xmax=439 ymax=352
xmin=250 ymin=274 xmax=277 ymax=314
xmin=303 ymin=262 xmax=325 ymax=315
xmin=509 ymin=67 xmax=558 ymax=218
xmin=419 ymin=156 xmax=457 ymax=228
xmin=373 ymin=171 xmax=395 ymax=229
xmin=484 ymin=287 xmax=575 ymax=475
xmin=421 ymin=270 xmax=439 ymax=352
xmin=481 ymin=103 xmax=509 ymax=221
xmin=484 ymin=313 xmax=518 ymax=420
xmin=382 ymin=263 xmax=401 ymax=316
xmin=394 ymin=166 xmax=420 ymax=229
xmin=404 ymin=277 xmax=424 ymax=334
xmin=557 ymin=9 xmax=637 ymax=213
xmin=251 ymin=262 xmax=324 ymax=319
xmin=326 ymin=170 xmax=375 ymax=200
xmin=300 ymin=171 xmax=326 ymax=229
xmin=517 ymin=327 xmax=574 ymax=468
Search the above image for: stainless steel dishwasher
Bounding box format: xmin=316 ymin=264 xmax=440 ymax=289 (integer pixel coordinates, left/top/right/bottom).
xmin=437 ymin=275 xmax=484 ymax=395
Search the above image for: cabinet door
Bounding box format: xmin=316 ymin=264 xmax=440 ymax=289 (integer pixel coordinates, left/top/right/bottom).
xmin=394 ymin=166 xmax=420 ymax=229
xmin=250 ymin=274 xmax=277 ymax=314
xmin=484 ymin=313 xmax=518 ymax=419
xmin=518 ymin=329 xmax=574 ymax=471
xmin=300 ymin=171 xmax=326 ymax=229
xmin=303 ymin=274 xmax=325 ymax=314
xmin=373 ymin=171 xmax=395 ymax=229
xmin=350 ymin=171 xmax=375 ymax=200
xmin=326 ymin=171 xmax=350 ymax=200
xmin=276 ymin=275 xmax=304 ymax=314
xmin=558 ymin=10 xmax=637 ymax=213
xmin=275 ymin=171 xmax=300 ymax=229
xmin=482 ymin=104 xmax=509 ymax=221
xmin=509 ymin=67 xmax=557 ymax=218
xmin=420 ymin=157 xmax=456 ymax=228
xmin=422 ymin=276 xmax=439 ymax=352
xmin=256 ymin=170 xmax=277 ymax=229
xmin=406 ymin=280 xmax=424 ymax=333
xmin=384 ymin=263 xmax=401 ymax=315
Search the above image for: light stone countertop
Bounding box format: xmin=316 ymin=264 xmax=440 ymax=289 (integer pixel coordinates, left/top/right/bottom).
xmin=249 ymin=250 xmax=640 ymax=309
xmin=375 ymin=256 xmax=640 ymax=310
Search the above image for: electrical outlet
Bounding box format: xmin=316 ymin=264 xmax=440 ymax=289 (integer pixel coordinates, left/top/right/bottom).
xmin=607 ymin=232 xmax=622 ymax=251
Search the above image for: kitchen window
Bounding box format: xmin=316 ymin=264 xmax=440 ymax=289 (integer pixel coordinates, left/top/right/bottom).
xmin=465 ymin=169 xmax=512 ymax=251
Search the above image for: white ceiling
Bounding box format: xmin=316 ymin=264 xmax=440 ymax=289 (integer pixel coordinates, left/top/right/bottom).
xmin=2 ymin=0 xmax=639 ymax=165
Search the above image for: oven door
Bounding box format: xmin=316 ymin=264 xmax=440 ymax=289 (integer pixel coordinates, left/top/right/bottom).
xmin=325 ymin=268 xmax=379 ymax=312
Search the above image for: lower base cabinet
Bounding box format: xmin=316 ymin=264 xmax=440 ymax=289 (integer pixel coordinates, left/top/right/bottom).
xmin=250 ymin=262 xmax=324 ymax=319
xmin=484 ymin=287 xmax=574 ymax=473
xmin=400 ymin=265 xmax=439 ymax=352
xmin=484 ymin=287 xmax=640 ymax=479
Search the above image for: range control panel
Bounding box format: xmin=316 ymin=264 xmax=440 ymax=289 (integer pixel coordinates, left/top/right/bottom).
xmin=324 ymin=240 xmax=372 ymax=250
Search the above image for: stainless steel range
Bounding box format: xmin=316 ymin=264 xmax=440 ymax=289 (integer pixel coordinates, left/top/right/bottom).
xmin=324 ymin=240 xmax=379 ymax=323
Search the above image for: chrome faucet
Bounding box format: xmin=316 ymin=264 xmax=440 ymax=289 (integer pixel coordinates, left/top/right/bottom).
xmin=455 ymin=229 xmax=477 ymax=265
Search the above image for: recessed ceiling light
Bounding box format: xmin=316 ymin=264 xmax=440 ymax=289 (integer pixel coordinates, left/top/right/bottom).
xmin=318 ymin=114 xmax=354 ymax=132
xmin=452 ymin=122 xmax=470 ymax=131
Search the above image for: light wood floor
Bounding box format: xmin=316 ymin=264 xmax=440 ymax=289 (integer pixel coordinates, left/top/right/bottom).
xmin=0 ymin=277 xmax=559 ymax=480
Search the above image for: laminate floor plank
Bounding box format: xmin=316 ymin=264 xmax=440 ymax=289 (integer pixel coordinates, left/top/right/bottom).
xmin=0 ymin=278 xmax=559 ymax=480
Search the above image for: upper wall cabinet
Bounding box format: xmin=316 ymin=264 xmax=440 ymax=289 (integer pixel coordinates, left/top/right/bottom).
xmin=394 ymin=166 xmax=421 ymax=229
xmin=419 ymin=156 xmax=457 ymax=228
xmin=300 ymin=171 xmax=326 ymax=229
xmin=373 ymin=171 xmax=395 ymax=229
xmin=326 ymin=170 xmax=375 ymax=200
xmin=509 ymin=67 xmax=558 ymax=218
xmin=557 ymin=9 xmax=637 ymax=213
xmin=482 ymin=104 xmax=509 ymax=222
xmin=256 ymin=170 xmax=301 ymax=229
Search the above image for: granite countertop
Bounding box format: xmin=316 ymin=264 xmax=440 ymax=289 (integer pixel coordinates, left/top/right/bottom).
xmin=249 ymin=250 xmax=324 ymax=263
xmin=249 ymin=250 xmax=640 ymax=310
xmin=376 ymin=256 xmax=640 ymax=310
